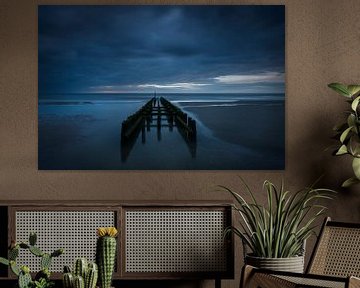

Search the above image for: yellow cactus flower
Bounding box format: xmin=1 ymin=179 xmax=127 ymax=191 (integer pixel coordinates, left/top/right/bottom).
xmin=107 ymin=227 xmax=118 ymax=237
xmin=96 ymin=227 xmax=118 ymax=237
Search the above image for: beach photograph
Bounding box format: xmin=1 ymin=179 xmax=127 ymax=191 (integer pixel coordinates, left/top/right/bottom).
xmin=38 ymin=5 xmax=285 ymax=170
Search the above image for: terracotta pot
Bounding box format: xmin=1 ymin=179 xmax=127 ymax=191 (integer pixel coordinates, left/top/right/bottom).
xmin=245 ymin=254 xmax=305 ymax=273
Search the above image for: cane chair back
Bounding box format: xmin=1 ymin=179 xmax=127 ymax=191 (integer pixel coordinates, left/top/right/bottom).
xmin=241 ymin=218 xmax=360 ymax=288
xmin=307 ymin=217 xmax=360 ymax=278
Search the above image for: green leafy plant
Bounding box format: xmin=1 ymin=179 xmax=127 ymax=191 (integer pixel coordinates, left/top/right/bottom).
xmin=220 ymin=179 xmax=335 ymax=258
xmin=0 ymin=232 xmax=63 ymax=288
xmin=33 ymin=278 xmax=54 ymax=288
xmin=328 ymin=82 xmax=360 ymax=187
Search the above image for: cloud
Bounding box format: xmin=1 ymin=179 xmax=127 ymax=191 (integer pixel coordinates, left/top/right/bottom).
xmin=137 ymin=82 xmax=210 ymax=90
xmin=89 ymin=85 xmax=137 ymax=93
xmin=214 ymin=72 xmax=284 ymax=84
xmin=39 ymin=6 xmax=284 ymax=94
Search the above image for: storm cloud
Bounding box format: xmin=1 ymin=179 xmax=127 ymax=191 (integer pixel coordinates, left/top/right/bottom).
xmin=38 ymin=5 xmax=285 ymax=95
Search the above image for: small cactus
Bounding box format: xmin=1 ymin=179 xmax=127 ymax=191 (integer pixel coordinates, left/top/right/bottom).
xmin=74 ymin=258 xmax=87 ymax=279
xmin=0 ymin=232 xmax=64 ymax=288
xmin=29 ymin=232 xmax=37 ymax=246
xmin=74 ymin=275 xmax=85 ymax=288
xmin=41 ymin=253 xmax=52 ymax=269
xmin=21 ymin=265 xmax=30 ymax=274
xmin=64 ymin=265 xmax=72 ymax=273
xmin=9 ymin=247 xmax=19 ymax=260
xmin=96 ymin=227 xmax=118 ymax=288
xmin=63 ymin=260 xmax=98 ymax=288
xmin=51 ymin=248 xmax=64 ymax=258
xmin=10 ymin=260 xmax=20 ymax=276
xmin=18 ymin=269 xmax=32 ymax=288
xmin=63 ymin=272 xmax=74 ymax=288
xmin=29 ymin=245 xmax=44 ymax=257
xmin=85 ymin=263 xmax=98 ymax=288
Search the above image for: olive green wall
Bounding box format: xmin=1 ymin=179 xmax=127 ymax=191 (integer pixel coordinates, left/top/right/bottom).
xmin=1 ymin=0 xmax=360 ymax=287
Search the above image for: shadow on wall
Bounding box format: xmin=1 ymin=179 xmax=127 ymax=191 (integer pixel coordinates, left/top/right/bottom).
xmin=295 ymin=109 xmax=360 ymax=209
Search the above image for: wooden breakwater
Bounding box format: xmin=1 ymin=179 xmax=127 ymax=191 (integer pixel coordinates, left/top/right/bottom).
xmin=121 ymin=96 xmax=197 ymax=162
xmin=121 ymin=97 xmax=155 ymax=140
xmin=159 ymin=97 xmax=196 ymax=142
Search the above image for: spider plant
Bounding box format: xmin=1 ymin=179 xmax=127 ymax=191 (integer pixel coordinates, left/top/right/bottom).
xmin=221 ymin=179 xmax=335 ymax=258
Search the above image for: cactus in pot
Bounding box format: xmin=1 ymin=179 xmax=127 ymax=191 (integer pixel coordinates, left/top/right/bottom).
xmin=74 ymin=258 xmax=88 ymax=280
xmin=19 ymin=266 xmax=32 ymax=288
xmin=85 ymin=262 xmax=98 ymax=288
xmin=0 ymin=232 xmax=64 ymax=288
xmin=96 ymin=227 xmax=118 ymax=288
xmin=62 ymin=259 xmax=98 ymax=288
xmin=62 ymin=266 xmax=74 ymax=288
xmin=73 ymin=275 xmax=85 ymax=288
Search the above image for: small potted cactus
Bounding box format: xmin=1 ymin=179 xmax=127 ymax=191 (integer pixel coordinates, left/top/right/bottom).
xmin=96 ymin=227 xmax=118 ymax=288
xmin=0 ymin=232 xmax=64 ymax=288
xmin=62 ymin=258 xmax=98 ymax=288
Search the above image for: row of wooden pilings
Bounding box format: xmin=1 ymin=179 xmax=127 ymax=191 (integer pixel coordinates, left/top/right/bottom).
xmin=121 ymin=97 xmax=155 ymax=140
xmin=121 ymin=96 xmax=196 ymax=142
xmin=160 ymin=97 xmax=197 ymax=141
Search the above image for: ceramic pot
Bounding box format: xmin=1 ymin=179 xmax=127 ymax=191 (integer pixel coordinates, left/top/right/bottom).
xmin=245 ymin=254 xmax=305 ymax=273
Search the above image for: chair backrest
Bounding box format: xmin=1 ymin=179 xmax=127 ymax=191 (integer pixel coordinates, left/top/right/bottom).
xmin=307 ymin=217 xmax=360 ymax=277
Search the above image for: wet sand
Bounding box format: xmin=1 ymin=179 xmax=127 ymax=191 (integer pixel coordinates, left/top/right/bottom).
xmin=183 ymin=102 xmax=285 ymax=152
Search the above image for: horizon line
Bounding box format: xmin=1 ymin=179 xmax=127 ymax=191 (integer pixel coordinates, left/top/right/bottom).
xmin=39 ymin=91 xmax=285 ymax=95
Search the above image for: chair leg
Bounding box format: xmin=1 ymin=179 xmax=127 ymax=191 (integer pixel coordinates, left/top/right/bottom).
xmin=240 ymin=265 xmax=255 ymax=288
xmin=349 ymin=276 xmax=360 ymax=288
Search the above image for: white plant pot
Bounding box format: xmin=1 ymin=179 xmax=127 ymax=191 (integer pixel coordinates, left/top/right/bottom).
xmin=245 ymin=254 xmax=305 ymax=273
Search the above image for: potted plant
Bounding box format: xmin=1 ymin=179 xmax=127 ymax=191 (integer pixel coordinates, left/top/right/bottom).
xmin=0 ymin=232 xmax=63 ymax=288
xmin=96 ymin=227 xmax=118 ymax=288
xmin=221 ymin=179 xmax=334 ymax=273
xmin=328 ymin=83 xmax=360 ymax=187
xmin=62 ymin=258 xmax=98 ymax=288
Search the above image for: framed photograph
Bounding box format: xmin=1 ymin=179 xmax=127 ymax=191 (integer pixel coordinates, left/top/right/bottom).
xmin=38 ymin=5 xmax=285 ymax=170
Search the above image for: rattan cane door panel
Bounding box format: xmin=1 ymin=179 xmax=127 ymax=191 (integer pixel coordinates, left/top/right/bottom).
xmin=14 ymin=209 xmax=116 ymax=273
xmin=123 ymin=207 xmax=232 ymax=278
xmin=5 ymin=203 xmax=233 ymax=281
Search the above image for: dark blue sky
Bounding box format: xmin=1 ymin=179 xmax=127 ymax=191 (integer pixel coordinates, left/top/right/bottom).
xmin=38 ymin=5 xmax=285 ymax=95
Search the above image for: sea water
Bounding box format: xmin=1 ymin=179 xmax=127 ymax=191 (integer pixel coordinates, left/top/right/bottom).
xmin=38 ymin=93 xmax=285 ymax=170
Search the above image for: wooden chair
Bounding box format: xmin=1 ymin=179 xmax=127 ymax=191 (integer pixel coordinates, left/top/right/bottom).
xmin=241 ymin=217 xmax=360 ymax=288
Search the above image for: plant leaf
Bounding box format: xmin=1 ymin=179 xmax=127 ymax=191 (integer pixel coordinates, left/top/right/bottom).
xmin=0 ymin=257 xmax=9 ymax=266
xmin=347 ymin=85 xmax=360 ymax=97
xmin=347 ymin=114 xmax=356 ymax=128
xmin=328 ymin=83 xmax=350 ymax=97
xmin=336 ymin=145 xmax=348 ymax=155
xmin=350 ymin=135 xmax=360 ymax=156
xmin=340 ymin=126 xmax=353 ymax=143
xmin=351 ymin=96 xmax=360 ymax=111
xmin=352 ymin=157 xmax=360 ymax=179
xmin=342 ymin=177 xmax=360 ymax=188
